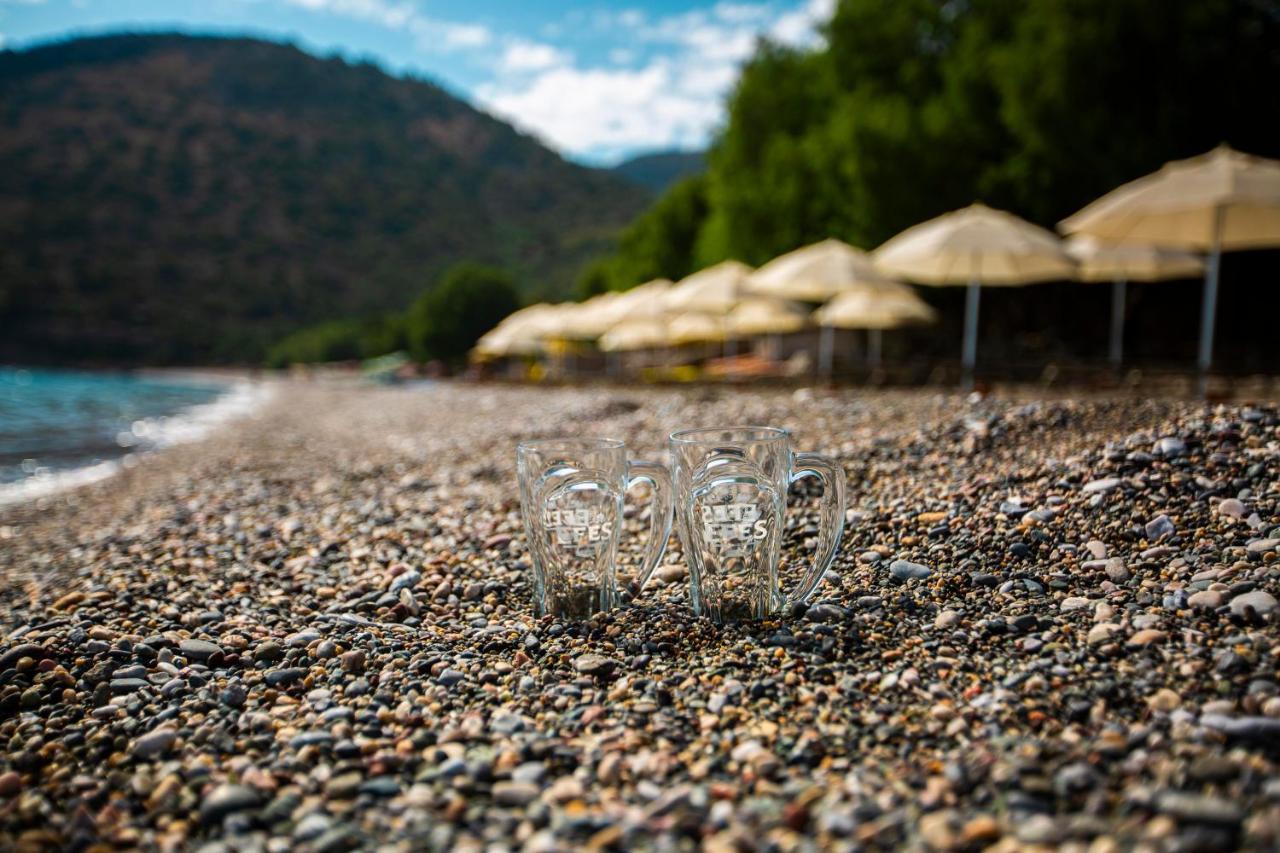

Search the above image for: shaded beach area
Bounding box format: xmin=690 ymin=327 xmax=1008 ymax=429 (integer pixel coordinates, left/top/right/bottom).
xmin=1 ymin=382 xmax=1278 ymax=849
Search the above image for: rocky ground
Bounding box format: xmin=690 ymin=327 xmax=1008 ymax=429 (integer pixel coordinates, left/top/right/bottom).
xmin=0 ymin=381 xmax=1278 ymax=851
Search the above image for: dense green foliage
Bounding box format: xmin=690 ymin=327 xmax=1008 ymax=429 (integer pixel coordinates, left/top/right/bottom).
xmin=406 ymin=264 xmax=520 ymax=362
xmin=575 ymin=176 xmax=710 ymax=293
xmin=583 ymin=0 xmax=1280 ymax=370
xmin=0 ymin=34 xmax=648 ymax=365
xmin=265 ymin=315 xmax=404 ymax=368
xmin=267 ymin=263 xmax=517 ymax=366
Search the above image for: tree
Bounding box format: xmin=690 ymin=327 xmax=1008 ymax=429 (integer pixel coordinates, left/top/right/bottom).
xmin=606 ymin=175 xmax=710 ymax=290
xmin=263 ymin=313 xmax=405 ymax=367
xmin=575 ymin=259 xmax=612 ymax=301
xmin=408 ymin=263 xmax=520 ymax=362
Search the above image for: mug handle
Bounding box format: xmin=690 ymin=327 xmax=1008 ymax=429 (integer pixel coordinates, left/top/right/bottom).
xmin=624 ymin=459 xmax=674 ymax=596
xmin=784 ymin=452 xmax=847 ymax=608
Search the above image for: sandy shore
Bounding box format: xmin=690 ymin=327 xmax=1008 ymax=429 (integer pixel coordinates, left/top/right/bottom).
xmin=1 ymin=382 xmax=1278 ymax=850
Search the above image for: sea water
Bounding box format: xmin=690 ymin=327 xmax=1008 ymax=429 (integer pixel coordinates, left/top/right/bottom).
xmin=0 ymin=367 xmax=266 ymax=505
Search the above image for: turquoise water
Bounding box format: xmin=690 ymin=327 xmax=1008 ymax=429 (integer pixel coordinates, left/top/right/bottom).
xmin=0 ymin=367 xmax=227 ymax=488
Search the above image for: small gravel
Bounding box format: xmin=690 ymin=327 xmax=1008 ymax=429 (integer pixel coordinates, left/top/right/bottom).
xmin=1 ymin=383 xmax=1278 ymax=850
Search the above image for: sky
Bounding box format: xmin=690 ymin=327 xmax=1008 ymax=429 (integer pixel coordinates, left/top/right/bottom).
xmin=0 ymin=0 xmax=835 ymax=165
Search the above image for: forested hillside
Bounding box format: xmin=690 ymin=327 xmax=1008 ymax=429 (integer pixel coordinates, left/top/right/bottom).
xmin=0 ymin=34 xmax=649 ymax=364
xmin=609 ymin=150 xmax=706 ymax=193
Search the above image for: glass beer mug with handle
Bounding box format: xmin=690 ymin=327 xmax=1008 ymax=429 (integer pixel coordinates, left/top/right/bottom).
xmin=517 ymin=438 xmax=673 ymax=619
xmin=669 ymin=427 xmax=846 ymax=622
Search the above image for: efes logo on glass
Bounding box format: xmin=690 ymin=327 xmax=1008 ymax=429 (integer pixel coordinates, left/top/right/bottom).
xmin=545 ymin=508 xmax=611 ymax=554
xmin=700 ymin=503 xmax=768 ymax=546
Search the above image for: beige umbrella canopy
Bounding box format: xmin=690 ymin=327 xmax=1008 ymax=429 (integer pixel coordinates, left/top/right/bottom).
xmin=874 ymin=203 xmax=1075 ymax=385
xmin=725 ymin=298 xmax=810 ymax=337
xmin=473 ymin=326 xmax=537 ymax=358
xmin=668 ymin=312 xmax=727 ymax=345
xmin=544 ymin=279 xmax=674 ymax=349
xmin=598 ymin=317 xmax=669 ymax=352
xmin=815 ymin=286 xmax=938 ymax=330
xmin=473 ymin=303 xmax=566 ymax=358
xmin=748 ymin=238 xmax=898 ymax=302
xmin=1060 ymin=145 xmax=1280 ymax=250
xmin=875 ymin=203 xmax=1075 ymax=284
xmin=665 ymin=261 xmax=754 ymax=313
xmin=557 ymin=292 xmax=623 ymax=340
xmin=814 ymin=285 xmax=937 ymax=369
xmin=1060 ymin=145 xmax=1280 ymax=386
xmin=1066 ymin=236 xmax=1205 ymax=368
xmin=1066 ymin=236 xmax=1205 ymax=282
xmin=607 ymin=278 xmax=673 ymax=320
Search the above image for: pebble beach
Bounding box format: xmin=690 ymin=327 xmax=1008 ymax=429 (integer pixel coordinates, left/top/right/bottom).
xmin=1 ymin=381 xmax=1278 ymax=851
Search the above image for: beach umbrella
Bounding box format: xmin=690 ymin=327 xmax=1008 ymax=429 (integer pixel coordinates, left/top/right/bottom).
xmin=747 ymin=238 xmax=898 ymax=302
xmin=557 ymin=293 xmax=623 ymax=340
xmin=748 ymin=238 xmax=901 ymax=376
xmin=605 ymin=278 xmax=673 ymax=321
xmin=1065 ymin=236 xmax=1205 ymax=368
xmin=874 ymin=203 xmax=1075 ymax=387
xmin=668 ymin=312 xmax=728 ymax=345
xmin=1059 ymin=145 xmax=1280 ymax=387
xmin=598 ymin=317 xmax=669 ymax=352
xmin=814 ymin=285 xmax=938 ymax=368
xmin=724 ymin=297 xmax=811 ymax=362
xmin=665 ymin=260 xmax=754 ymax=313
xmin=725 ymin=297 xmax=810 ymax=337
xmin=473 ymin=303 xmax=564 ymax=358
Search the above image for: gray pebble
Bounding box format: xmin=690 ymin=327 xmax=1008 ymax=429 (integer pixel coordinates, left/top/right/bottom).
xmin=179 ymin=639 xmax=223 ymax=660
xmin=1229 ymin=590 xmax=1277 ymax=617
xmin=265 ymin=667 xmax=307 ymax=687
xmin=200 ymin=783 xmax=260 ymax=824
xmin=492 ymin=781 xmax=540 ymax=806
xmin=889 ymin=560 xmax=931 ymax=582
xmin=132 ymin=727 xmax=177 ymax=759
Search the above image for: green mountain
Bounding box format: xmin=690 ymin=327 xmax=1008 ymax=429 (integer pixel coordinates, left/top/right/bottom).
xmin=0 ymin=34 xmax=650 ymax=364
xmin=609 ymin=150 xmax=706 ymax=193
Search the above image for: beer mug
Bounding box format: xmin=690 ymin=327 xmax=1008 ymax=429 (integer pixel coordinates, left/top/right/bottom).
xmin=669 ymin=427 xmax=845 ymax=621
xmin=517 ymin=438 xmax=673 ymax=618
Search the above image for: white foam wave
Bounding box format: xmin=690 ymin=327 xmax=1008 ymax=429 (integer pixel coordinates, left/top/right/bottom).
xmin=0 ymin=378 xmax=274 ymax=508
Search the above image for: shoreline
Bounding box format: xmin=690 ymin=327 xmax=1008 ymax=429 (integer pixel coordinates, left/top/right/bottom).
xmin=0 ymin=372 xmax=275 ymax=508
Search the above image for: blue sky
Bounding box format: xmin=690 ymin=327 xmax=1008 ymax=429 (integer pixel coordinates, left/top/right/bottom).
xmin=0 ymin=0 xmax=834 ymax=164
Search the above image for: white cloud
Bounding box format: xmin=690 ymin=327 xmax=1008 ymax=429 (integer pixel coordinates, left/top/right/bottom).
xmin=499 ymin=39 xmax=569 ymax=73
xmin=770 ymin=0 xmax=836 ymax=47
xmin=479 ymin=60 xmax=711 ymax=163
xmin=712 ymin=2 xmax=773 ymax=25
xmin=281 ymin=0 xmax=492 ymax=51
xmin=478 ymin=0 xmax=834 ymax=162
xmin=430 ymin=22 xmax=492 ymax=50
xmin=284 ymin=0 xmax=413 ymax=30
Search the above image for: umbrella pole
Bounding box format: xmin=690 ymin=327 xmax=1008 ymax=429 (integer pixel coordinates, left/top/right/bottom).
xmin=1197 ymin=206 xmax=1225 ymax=397
xmin=962 ymin=276 xmax=981 ymax=390
xmin=818 ymin=325 xmax=834 ymax=379
xmin=869 ymin=328 xmax=883 ymax=370
xmin=1109 ymin=277 xmax=1127 ymax=370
